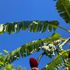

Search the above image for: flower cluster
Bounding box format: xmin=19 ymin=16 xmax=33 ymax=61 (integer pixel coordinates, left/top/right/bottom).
xmin=42 ymin=43 xmax=56 ymax=56
xmin=53 ymin=40 xmax=63 ymax=51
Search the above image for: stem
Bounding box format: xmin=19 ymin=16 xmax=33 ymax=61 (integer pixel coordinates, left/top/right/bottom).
xmin=58 ymin=26 xmax=70 ymax=33
xmin=37 ymin=52 xmax=45 ymax=63
xmin=59 ymin=38 xmax=70 ymax=48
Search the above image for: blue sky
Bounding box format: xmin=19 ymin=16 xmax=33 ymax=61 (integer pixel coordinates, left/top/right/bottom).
xmin=0 ymin=0 xmax=70 ymax=70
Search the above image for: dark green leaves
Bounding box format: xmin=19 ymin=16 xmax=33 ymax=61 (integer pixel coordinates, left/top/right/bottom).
xmin=0 ymin=21 xmax=59 ymax=34
xmin=28 ymin=20 xmax=59 ymax=32
xmin=0 ymin=33 xmax=61 ymax=68
xmin=0 ymin=32 xmax=68 ymax=70
xmin=0 ymin=20 xmax=70 ymax=34
xmin=6 ymin=23 xmax=15 ymax=34
xmin=45 ymin=55 xmax=63 ymax=70
xmin=56 ymin=0 xmax=70 ymax=23
xmin=29 ymin=21 xmax=39 ymax=32
xmin=51 ymin=33 xmax=61 ymax=40
xmin=43 ymin=50 xmax=70 ymax=70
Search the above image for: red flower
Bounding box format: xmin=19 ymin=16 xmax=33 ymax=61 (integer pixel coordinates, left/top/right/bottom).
xmin=29 ymin=57 xmax=38 ymax=68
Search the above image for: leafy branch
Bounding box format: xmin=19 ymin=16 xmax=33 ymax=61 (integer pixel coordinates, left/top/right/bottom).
xmin=0 ymin=33 xmax=69 ymax=70
xmin=0 ymin=20 xmax=70 ymax=35
xmin=56 ymin=0 xmax=70 ymax=23
xmin=0 ymin=33 xmax=63 ymax=69
xmin=42 ymin=50 xmax=70 ymax=70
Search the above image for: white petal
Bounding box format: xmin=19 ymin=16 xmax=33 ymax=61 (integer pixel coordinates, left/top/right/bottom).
xmin=44 ymin=43 xmax=47 ymax=46
xmin=42 ymin=46 xmax=49 ymax=50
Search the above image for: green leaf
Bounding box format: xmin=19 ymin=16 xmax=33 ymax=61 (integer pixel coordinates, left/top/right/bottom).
xmin=43 ymin=50 xmax=70 ymax=70
xmin=48 ymin=25 xmax=52 ymax=32
xmin=42 ymin=21 xmax=48 ymax=32
xmin=45 ymin=55 xmax=62 ymax=70
xmin=29 ymin=21 xmax=38 ymax=32
xmin=4 ymin=64 xmax=14 ymax=70
xmin=3 ymin=50 xmax=9 ymax=54
xmin=56 ymin=0 xmax=70 ymax=23
xmin=51 ymin=33 xmax=61 ymax=40
xmin=1 ymin=20 xmax=70 ymax=35
xmin=37 ymin=21 xmax=42 ymax=32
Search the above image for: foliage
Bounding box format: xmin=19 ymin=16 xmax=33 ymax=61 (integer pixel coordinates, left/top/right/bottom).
xmin=0 ymin=20 xmax=70 ymax=35
xmin=56 ymin=0 xmax=70 ymax=23
xmin=42 ymin=50 xmax=70 ymax=70
xmin=0 ymin=0 xmax=70 ymax=70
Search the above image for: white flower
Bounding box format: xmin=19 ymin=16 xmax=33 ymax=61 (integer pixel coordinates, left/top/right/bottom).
xmin=0 ymin=24 xmax=4 ymax=32
xmin=65 ymin=67 xmax=69 ymax=70
xmin=57 ymin=40 xmax=61 ymax=42
xmin=56 ymin=40 xmax=62 ymax=43
xmin=42 ymin=43 xmax=56 ymax=56
xmin=48 ymin=44 xmax=55 ymax=48
xmin=52 ymin=52 xmax=55 ymax=56
xmin=42 ymin=46 xmax=49 ymax=50
xmin=44 ymin=43 xmax=48 ymax=46
xmin=48 ymin=48 xmax=52 ymax=52
xmin=14 ymin=55 xmax=17 ymax=58
xmin=48 ymin=44 xmax=56 ymax=51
